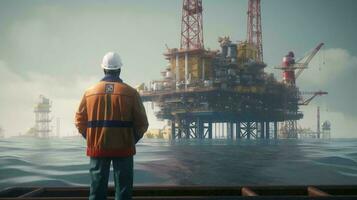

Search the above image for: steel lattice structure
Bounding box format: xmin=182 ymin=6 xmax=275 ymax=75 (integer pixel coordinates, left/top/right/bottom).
xmin=247 ymin=0 xmax=263 ymax=62
xmin=34 ymin=95 xmax=51 ymax=138
xmin=180 ymin=0 xmax=204 ymax=49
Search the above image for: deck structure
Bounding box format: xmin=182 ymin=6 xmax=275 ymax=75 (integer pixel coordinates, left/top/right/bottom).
xmin=1 ymin=186 xmax=357 ymax=199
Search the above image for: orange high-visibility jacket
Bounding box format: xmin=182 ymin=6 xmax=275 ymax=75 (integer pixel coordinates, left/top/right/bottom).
xmin=75 ymin=76 xmax=148 ymax=157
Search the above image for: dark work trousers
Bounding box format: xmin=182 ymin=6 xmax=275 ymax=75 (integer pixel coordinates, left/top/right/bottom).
xmin=89 ymin=156 xmax=133 ymax=200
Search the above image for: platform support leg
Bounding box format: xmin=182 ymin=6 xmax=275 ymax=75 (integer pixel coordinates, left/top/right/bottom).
xmin=247 ymin=122 xmax=251 ymax=139
xmin=197 ymin=118 xmax=204 ymax=139
xmin=260 ymin=122 xmax=265 ymax=139
xmin=236 ymin=122 xmax=241 ymax=139
xmin=274 ymin=121 xmax=278 ymax=139
xmin=266 ymin=122 xmax=270 ymax=139
xmin=171 ymin=120 xmax=176 ymax=140
xmin=208 ymin=122 xmax=212 ymax=139
xmin=187 ymin=119 xmax=192 ymax=139
xmin=178 ymin=121 xmax=182 ymax=139
xmin=227 ymin=122 xmax=233 ymax=139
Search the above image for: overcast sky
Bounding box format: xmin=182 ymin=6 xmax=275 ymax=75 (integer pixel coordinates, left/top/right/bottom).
xmin=0 ymin=0 xmax=356 ymax=137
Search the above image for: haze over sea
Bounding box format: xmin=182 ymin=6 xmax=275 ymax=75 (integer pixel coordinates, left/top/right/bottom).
xmin=1 ymin=137 xmax=357 ymax=190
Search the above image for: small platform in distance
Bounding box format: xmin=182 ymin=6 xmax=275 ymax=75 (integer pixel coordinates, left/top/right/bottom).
xmin=1 ymin=185 xmax=357 ymax=200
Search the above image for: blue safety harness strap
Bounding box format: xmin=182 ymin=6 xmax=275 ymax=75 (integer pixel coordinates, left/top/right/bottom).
xmin=87 ymin=120 xmax=133 ymax=128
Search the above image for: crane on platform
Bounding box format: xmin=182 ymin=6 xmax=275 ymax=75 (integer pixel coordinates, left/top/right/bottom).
xmin=295 ymin=43 xmax=325 ymax=79
xmin=298 ymin=91 xmax=328 ymax=106
xmin=276 ymin=43 xmax=324 ymax=86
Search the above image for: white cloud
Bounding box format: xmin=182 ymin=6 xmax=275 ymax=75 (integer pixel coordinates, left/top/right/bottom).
xmin=298 ymin=48 xmax=357 ymax=86
xmin=0 ymin=61 xmax=99 ymax=137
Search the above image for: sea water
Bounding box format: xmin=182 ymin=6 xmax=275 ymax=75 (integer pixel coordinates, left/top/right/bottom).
xmin=1 ymin=137 xmax=357 ymax=190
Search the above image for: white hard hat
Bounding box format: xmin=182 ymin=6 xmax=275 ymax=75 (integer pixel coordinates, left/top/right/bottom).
xmin=101 ymin=52 xmax=123 ymax=70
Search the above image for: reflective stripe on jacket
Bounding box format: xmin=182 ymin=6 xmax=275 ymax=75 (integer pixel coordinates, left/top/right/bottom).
xmin=75 ymin=75 xmax=148 ymax=157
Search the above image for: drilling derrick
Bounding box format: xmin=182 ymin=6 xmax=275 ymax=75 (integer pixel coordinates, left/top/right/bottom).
xmin=247 ymin=0 xmax=263 ymax=62
xmin=181 ymin=0 xmax=204 ymax=49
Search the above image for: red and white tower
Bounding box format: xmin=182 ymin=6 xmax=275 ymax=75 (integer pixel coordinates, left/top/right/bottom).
xmin=180 ymin=0 xmax=204 ymax=50
xmin=247 ymin=0 xmax=263 ymax=62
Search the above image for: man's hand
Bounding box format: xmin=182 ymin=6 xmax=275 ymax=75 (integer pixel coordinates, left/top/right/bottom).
xmin=133 ymin=128 xmax=140 ymax=144
xmin=80 ymin=129 xmax=87 ymax=139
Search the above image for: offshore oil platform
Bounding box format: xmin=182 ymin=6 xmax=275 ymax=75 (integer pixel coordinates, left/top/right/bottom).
xmin=298 ymin=106 xmax=331 ymax=139
xmin=28 ymin=95 xmax=52 ymax=138
xmin=139 ymin=0 xmax=327 ymax=140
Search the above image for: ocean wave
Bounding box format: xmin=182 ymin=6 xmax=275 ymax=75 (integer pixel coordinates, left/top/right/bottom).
xmin=0 ymin=176 xmax=84 ymax=188
xmin=2 ymin=138 xmax=357 ymax=190
xmin=315 ymin=156 xmax=357 ymax=167
xmin=1 ymin=165 xmax=88 ymax=176
xmin=347 ymin=152 xmax=357 ymax=158
xmin=0 ymin=156 xmax=32 ymax=166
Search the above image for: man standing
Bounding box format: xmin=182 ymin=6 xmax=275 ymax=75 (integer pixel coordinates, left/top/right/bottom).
xmin=75 ymin=52 xmax=148 ymax=200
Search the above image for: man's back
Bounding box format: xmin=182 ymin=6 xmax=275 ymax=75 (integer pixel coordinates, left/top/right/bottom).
xmin=76 ymin=78 xmax=148 ymax=157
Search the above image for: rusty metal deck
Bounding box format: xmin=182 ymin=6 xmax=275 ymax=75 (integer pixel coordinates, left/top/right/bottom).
xmin=1 ymin=186 xmax=357 ymax=199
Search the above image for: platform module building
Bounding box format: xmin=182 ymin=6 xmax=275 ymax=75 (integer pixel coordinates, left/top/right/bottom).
xmin=34 ymin=95 xmax=52 ymax=138
xmin=139 ymin=0 xmax=325 ymax=140
xmin=142 ymin=38 xmax=301 ymax=140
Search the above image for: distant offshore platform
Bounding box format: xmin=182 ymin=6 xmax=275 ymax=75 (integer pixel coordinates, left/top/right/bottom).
xmin=24 ymin=95 xmax=52 ymax=138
